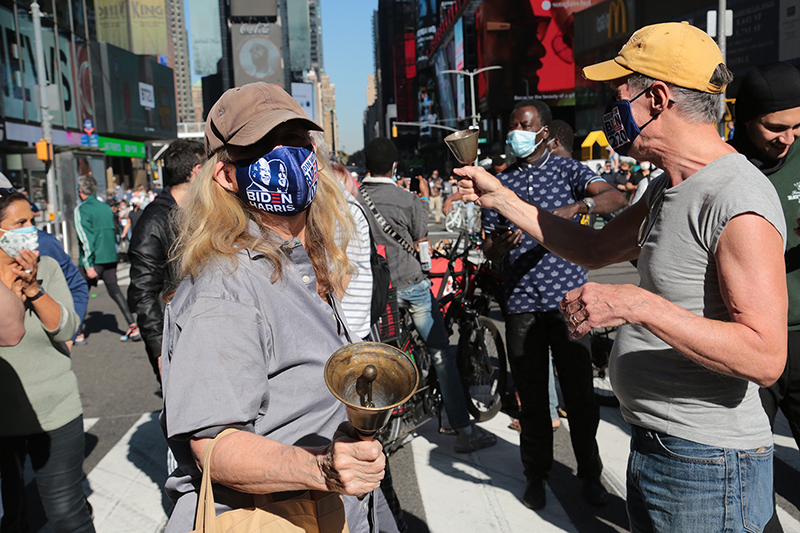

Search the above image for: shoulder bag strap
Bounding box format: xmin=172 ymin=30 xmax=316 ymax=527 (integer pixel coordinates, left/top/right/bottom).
xmin=358 ymin=185 xmax=418 ymax=259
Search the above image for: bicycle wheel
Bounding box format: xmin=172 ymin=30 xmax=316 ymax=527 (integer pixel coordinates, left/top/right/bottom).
xmin=457 ymin=316 xmax=505 ymax=421
xmin=445 ymin=209 xmax=462 ymax=233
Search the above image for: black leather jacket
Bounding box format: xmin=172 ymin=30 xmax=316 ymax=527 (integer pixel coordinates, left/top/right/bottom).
xmin=127 ymin=189 xmax=180 ymax=378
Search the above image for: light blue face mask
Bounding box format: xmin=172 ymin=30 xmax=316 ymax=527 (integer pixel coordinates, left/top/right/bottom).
xmin=0 ymin=225 xmax=38 ymax=258
xmin=506 ymin=128 xmax=545 ymax=158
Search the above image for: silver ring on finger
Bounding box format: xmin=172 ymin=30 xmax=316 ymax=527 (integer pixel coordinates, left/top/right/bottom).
xmin=24 ymin=269 xmax=32 ymax=274
xmin=570 ymin=314 xmax=580 ymax=326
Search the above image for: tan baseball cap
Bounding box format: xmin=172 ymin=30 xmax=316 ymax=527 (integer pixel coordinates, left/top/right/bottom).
xmin=204 ymin=82 xmax=323 ymax=159
xmin=582 ymin=22 xmax=727 ymax=94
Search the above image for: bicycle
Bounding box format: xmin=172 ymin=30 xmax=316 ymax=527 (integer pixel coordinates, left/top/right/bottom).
xmin=444 ymin=201 xmax=480 ymax=233
xmin=376 ymin=230 xmax=509 ymax=455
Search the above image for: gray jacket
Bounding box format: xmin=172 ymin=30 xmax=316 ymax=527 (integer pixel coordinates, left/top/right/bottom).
xmin=358 ymin=177 xmax=427 ymax=291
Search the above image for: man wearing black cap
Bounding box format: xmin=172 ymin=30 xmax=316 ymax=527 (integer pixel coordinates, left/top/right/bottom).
xmin=730 ymin=62 xmax=800 ymax=533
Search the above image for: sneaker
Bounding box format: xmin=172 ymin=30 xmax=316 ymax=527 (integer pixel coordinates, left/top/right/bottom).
xmin=582 ymin=476 xmax=610 ymax=507
xmin=454 ymin=424 xmax=497 ymax=453
xmin=523 ymin=477 xmax=546 ymax=510
xmin=74 ymin=333 xmax=87 ymax=345
xmin=120 ymin=325 xmax=142 ymax=342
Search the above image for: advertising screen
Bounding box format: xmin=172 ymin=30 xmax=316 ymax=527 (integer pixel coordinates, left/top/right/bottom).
xmin=188 ymin=0 xmax=222 ymax=76
xmin=231 ymin=23 xmax=284 ymax=87
xmin=128 ymin=0 xmax=168 ymax=55
xmin=476 ymin=0 xmax=605 ymax=110
xmin=231 ymin=0 xmax=277 ymax=18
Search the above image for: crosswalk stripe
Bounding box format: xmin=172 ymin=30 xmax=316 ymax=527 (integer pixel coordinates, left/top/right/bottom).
xmin=85 ymin=412 xmax=170 ymax=532
xmin=59 ymin=406 xmax=800 ymax=532
xmin=413 ymin=413 xmax=579 ymax=532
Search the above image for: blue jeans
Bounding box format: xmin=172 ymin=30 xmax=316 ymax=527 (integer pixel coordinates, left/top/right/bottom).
xmin=397 ymin=279 xmax=470 ymax=430
xmin=0 ymin=416 xmax=95 ymax=532
xmin=627 ymin=425 xmax=774 ymax=533
xmin=548 ymin=355 xmax=558 ymax=421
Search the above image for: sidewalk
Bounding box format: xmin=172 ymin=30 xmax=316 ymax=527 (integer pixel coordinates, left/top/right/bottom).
xmin=67 ymin=261 xmax=800 ymax=533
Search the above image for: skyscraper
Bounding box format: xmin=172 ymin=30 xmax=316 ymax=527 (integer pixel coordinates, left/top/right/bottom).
xmin=166 ymin=0 xmax=196 ymax=122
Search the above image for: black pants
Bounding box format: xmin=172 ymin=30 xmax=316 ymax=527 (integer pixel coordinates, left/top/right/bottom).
xmin=505 ymin=310 xmax=602 ymax=481
xmin=760 ymin=329 xmax=800 ymax=533
xmin=79 ymin=263 xmax=135 ymax=326
xmin=0 ymin=416 xmax=95 ymax=533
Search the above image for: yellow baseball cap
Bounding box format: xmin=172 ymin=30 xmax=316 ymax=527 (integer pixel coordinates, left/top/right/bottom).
xmin=582 ymin=22 xmax=727 ymax=94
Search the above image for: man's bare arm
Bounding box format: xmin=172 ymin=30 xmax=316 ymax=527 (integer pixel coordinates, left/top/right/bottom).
xmin=562 ymin=214 xmax=787 ymax=386
xmin=455 ymin=165 xmax=644 ymax=269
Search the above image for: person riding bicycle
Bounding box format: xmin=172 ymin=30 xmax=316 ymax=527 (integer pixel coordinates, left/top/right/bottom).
xmin=359 ymin=137 xmax=497 ymax=454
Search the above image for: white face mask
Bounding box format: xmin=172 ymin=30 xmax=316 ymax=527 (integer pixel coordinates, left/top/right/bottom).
xmin=506 ymin=128 xmax=545 ymax=158
xmin=640 ymin=162 xmax=651 ymax=170
xmin=0 ymin=225 xmax=38 ymax=258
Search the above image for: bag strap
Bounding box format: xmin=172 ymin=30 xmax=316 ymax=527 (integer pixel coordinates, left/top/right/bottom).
xmin=194 ymin=428 xmax=239 ymax=533
xmin=352 ymin=200 xmax=380 ymax=258
xmin=358 ymin=185 xmax=418 ymax=259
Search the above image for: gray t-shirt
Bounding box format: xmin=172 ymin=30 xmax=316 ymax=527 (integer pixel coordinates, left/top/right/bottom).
xmin=610 ymin=153 xmax=787 ymax=450
xmin=160 ymin=227 xmax=371 ymax=532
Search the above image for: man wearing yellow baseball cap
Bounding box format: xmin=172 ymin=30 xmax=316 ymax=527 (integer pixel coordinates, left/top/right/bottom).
xmin=453 ymin=22 xmax=787 ymax=532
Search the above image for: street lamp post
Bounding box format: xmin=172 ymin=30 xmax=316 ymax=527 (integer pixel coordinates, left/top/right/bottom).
xmin=394 ymin=121 xmax=459 ymax=133
xmin=329 ymin=108 xmax=336 ymax=157
xmin=440 ymin=66 xmax=502 ymax=130
xmin=31 ymin=1 xmax=59 ymax=237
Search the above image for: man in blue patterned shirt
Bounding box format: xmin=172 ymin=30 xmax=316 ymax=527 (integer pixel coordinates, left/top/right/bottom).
xmin=482 ymin=100 xmax=626 ymax=511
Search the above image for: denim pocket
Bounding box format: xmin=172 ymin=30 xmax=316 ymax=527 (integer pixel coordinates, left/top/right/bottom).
xmin=739 ymin=446 xmax=773 ymax=533
xmin=653 ymin=433 xmax=725 ymax=465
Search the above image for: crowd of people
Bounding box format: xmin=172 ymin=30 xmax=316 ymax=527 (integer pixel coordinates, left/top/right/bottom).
xmin=1 ymin=20 xmax=800 ymax=533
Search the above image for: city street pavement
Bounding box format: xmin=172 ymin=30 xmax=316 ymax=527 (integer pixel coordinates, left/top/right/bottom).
xmin=19 ymin=216 xmax=800 ymax=532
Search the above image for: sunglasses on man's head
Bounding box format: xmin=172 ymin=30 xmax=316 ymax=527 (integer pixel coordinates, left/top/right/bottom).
xmin=0 ymin=187 xmax=19 ymax=198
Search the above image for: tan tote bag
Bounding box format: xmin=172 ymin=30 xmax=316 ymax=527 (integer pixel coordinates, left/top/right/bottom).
xmin=191 ymin=428 xmax=350 ymax=533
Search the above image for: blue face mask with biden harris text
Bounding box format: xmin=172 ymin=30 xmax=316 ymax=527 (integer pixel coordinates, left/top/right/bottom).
xmin=234 ymin=145 xmax=318 ymax=216
xmin=602 ymin=88 xmax=666 ymax=157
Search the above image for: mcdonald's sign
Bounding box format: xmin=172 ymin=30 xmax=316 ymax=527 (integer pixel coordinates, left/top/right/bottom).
xmin=608 ymin=0 xmax=626 ymax=38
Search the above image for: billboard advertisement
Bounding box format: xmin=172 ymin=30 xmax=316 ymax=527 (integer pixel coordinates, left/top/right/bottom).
xmin=4 ymin=9 xmax=81 ymax=129
xmin=231 ymin=23 xmax=283 ymax=87
xmin=416 ymin=0 xmax=438 ymax=66
xmin=476 ymin=0 xmax=605 ymax=110
xmin=73 ymin=40 xmax=95 ymax=128
xmin=287 ymin=0 xmax=310 ymax=72
xmin=188 ymin=0 xmax=222 ymax=76
xmin=433 ymin=45 xmax=456 ymax=127
xmin=94 ymin=0 xmax=167 ymax=56
xmin=291 ymin=82 xmax=316 ymax=121
xmin=91 ymin=42 xmax=177 ymax=138
xmin=454 ymin=17 xmax=465 ymax=120
xmin=95 ymin=0 xmax=130 ymax=50
xmin=128 ymin=0 xmax=168 ymax=55
xmin=231 ymin=0 xmax=277 ymax=18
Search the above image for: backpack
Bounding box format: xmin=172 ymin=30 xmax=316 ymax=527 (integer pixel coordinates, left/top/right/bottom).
xmin=368 ymin=233 xmax=392 ymax=326
xmin=353 ymin=200 xmax=392 ymax=327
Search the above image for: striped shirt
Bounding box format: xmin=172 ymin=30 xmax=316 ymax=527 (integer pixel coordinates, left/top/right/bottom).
xmin=340 ymin=189 xmax=373 ymax=338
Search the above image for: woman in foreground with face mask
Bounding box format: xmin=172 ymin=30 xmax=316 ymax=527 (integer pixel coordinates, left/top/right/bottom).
xmin=160 ymin=83 xmax=388 ymax=533
xmin=0 ymin=189 xmax=93 ymax=532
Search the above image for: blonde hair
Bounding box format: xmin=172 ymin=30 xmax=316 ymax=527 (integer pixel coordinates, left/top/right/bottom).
xmin=172 ymin=147 xmax=354 ymax=297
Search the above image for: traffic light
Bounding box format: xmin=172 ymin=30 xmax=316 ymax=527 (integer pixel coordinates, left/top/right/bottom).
xmin=36 ymin=139 xmax=53 ymax=162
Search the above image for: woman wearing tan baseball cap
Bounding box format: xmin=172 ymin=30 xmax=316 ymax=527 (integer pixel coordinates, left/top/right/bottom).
xmin=158 ymin=83 xmax=389 ymax=533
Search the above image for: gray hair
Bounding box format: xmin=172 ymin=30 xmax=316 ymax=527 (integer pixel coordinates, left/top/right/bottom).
xmin=77 ymin=175 xmax=98 ymax=196
xmin=627 ymin=64 xmax=734 ymax=125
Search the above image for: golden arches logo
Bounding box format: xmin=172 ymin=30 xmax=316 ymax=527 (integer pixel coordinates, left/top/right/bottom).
xmin=608 ymin=0 xmax=626 ymax=38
